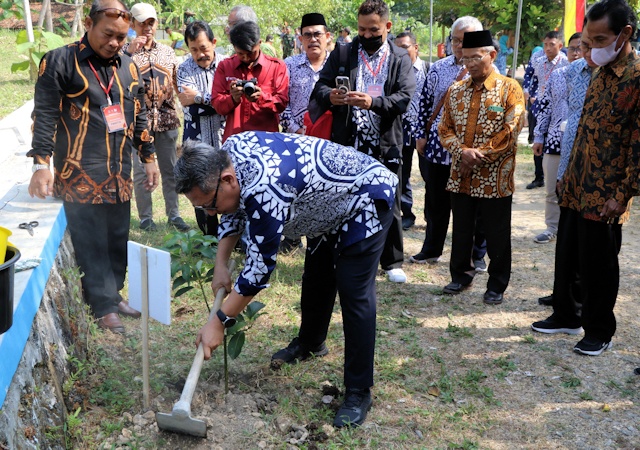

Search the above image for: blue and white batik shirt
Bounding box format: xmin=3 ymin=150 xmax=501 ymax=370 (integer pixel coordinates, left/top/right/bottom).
xmin=415 ymin=55 xmax=469 ymax=166
xmin=533 ymin=67 xmax=569 ymax=155
xmin=177 ymin=52 xmax=227 ymax=149
xmin=280 ymin=52 xmax=329 ymax=133
xmin=557 ymin=58 xmax=593 ymax=180
xmin=402 ymin=58 xmax=427 ymax=145
xmin=219 ymin=131 xmax=398 ymax=296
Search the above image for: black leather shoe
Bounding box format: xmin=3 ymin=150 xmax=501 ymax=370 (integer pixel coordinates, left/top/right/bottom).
xmin=333 ymin=388 xmax=372 ymax=428
xmin=401 ymin=217 xmax=415 ymax=230
xmin=483 ymin=290 xmax=504 ymax=305
xmin=443 ymin=282 xmax=471 ymax=295
xmin=270 ymin=337 xmax=328 ymax=369
xmin=538 ymin=294 xmax=553 ymax=306
xmin=526 ymin=179 xmax=544 ymax=189
xmin=97 ymin=313 xmax=125 ymax=334
xmin=118 ymin=300 xmax=141 ymax=318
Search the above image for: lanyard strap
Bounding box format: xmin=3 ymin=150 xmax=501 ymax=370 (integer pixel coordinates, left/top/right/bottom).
xmin=88 ymin=60 xmax=116 ymax=106
xmin=360 ymin=49 xmax=387 ymax=78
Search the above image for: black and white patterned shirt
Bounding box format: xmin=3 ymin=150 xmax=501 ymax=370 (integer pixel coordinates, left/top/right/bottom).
xmin=219 ymin=131 xmax=398 ymax=296
xmin=280 ymin=52 xmax=329 ymax=133
xmin=354 ymin=41 xmax=390 ymax=156
xmin=177 ymin=52 xmax=227 ymax=148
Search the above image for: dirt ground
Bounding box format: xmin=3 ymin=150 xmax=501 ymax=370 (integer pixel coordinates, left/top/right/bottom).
xmin=85 ymin=129 xmax=640 ymax=450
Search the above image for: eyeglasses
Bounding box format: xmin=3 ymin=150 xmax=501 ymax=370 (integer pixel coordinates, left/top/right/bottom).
xmin=579 ymin=42 xmax=592 ymax=53
xmin=451 ymin=37 xmax=464 ymax=46
xmin=460 ymin=53 xmax=489 ymax=65
xmin=96 ymin=8 xmax=132 ymax=23
xmin=567 ymin=46 xmax=582 ymax=53
xmin=194 ymin=174 xmax=221 ymax=212
xmin=397 ymin=44 xmax=414 ymax=50
xmin=302 ymin=31 xmax=324 ymax=40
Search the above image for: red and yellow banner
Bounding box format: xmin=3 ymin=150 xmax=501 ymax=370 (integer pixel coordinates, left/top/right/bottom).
xmin=564 ymin=0 xmax=586 ymax=41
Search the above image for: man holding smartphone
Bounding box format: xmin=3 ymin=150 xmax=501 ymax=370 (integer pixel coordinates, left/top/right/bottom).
xmin=311 ymin=0 xmax=415 ymax=284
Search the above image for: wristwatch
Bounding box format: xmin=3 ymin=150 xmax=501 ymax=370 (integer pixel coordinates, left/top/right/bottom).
xmin=194 ymin=93 xmax=203 ymax=104
xmin=216 ymin=309 xmax=237 ymax=328
xmin=32 ymin=164 xmax=49 ymax=173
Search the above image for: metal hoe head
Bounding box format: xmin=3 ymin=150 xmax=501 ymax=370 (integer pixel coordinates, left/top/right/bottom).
xmin=156 ymin=407 xmax=207 ymax=438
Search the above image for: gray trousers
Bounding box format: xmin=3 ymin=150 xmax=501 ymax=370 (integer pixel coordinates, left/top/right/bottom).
xmin=133 ymin=128 xmax=180 ymax=221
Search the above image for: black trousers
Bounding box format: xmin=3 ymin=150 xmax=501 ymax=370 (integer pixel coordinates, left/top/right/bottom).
xmin=380 ymin=157 xmax=404 ymax=270
xmin=64 ymin=201 xmax=130 ymax=318
xmin=418 ymin=159 xmax=487 ymax=260
xmin=401 ymin=142 xmax=415 ymax=221
xmin=298 ymin=203 xmax=393 ymax=389
xmin=552 ymin=207 xmax=622 ymax=342
xmin=450 ymin=193 xmax=512 ymax=293
xmin=195 ymin=207 xmax=218 ymax=237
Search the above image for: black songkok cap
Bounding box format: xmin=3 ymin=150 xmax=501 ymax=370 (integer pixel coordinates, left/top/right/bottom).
xmin=301 ymin=13 xmax=327 ymax=30
xmin=462 ymin=30 xmax=494 ymax=48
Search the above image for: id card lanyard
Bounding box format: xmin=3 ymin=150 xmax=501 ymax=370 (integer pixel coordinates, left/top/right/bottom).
xmin=360 ymin=49 xmax=387 ymax=98
xmin=88 ymin=60 xmax=127 ymax=132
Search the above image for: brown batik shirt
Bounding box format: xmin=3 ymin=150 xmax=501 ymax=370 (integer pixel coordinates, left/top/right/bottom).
xmin=123 ymin=41 xmax=180 ymax=132
xmin=560 ymin=51 xmax=640 ymax=223
xmin=439 ymin=69 xmax=525 ymax=198
xmin=28 ymin=35 xmax=155 ymax=204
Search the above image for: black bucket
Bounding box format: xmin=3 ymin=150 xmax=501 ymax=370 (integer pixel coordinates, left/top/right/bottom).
xmin=0 ymin=246 xmax=21 ymax=334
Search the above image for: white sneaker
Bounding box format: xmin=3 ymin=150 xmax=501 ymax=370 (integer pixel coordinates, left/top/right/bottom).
xmin=386 ymin=268 xmax=407 ymax=283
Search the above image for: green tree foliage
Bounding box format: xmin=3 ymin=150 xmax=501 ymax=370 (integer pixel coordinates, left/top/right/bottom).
xmin=392 ymin=0 xmax=564 ymax=66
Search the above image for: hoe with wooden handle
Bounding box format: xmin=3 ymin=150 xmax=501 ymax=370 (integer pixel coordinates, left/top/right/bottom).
xmin=156 ymin=260 xmax=236 ymax=437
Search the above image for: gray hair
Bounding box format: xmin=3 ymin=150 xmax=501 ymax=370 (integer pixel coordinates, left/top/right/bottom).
xmin=174 ymin=140 xmax=232 ymax=195
xmin=230 ymin=5 xmax=258 ymax=23
xmin=452 ymin=16 xmax=483 ymax=33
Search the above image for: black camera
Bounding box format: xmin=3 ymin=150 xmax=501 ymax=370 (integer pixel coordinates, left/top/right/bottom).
xmin=237 ymin=78 xmax=258 ymax=96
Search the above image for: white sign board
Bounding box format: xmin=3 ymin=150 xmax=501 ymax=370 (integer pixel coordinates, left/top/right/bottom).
xmin=127 ymin=241 xmax=172 ymax=325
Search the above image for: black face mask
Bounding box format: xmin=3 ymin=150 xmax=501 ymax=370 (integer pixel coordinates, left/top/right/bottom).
xmin=359 ymin=35 xmax=384 ymax=53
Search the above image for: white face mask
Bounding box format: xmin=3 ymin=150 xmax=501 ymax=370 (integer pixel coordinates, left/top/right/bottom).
xmin=591 ymin=32 xmax=624 ymax=66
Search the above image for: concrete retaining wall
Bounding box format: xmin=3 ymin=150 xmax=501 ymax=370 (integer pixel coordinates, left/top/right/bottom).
xmin=0 ymin=233 xmax=90 ymax=449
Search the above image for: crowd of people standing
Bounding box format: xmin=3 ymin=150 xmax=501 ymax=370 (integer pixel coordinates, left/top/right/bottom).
xmin=26 ymin=0 xmax=640 ymax=429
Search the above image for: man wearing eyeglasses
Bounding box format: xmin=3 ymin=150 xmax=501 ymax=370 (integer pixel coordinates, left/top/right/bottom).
xmin=174 ymin=131 xmax=397 ymax=428
xmin=27 ymin=0 xmax=159 ymax=334
xmin=530 ymin=32 xmax=583 ymax=246
xmin=439 ymin=29 xmax=525 ymax=305
xmin=523 ymin=31 xmax=569 ymax=191
xmin=123 ymin=3 xmax=190 ymax=233
xmin=277 ymin=13 xmax=331 ymax=253
xmin=394 ymin=31 xmax=427 ymax=232
xmin=411 ymin=16 xmax=488 ymax=272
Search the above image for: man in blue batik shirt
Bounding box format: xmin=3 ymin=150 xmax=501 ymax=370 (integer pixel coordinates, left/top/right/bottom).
xmin=537 ymin=29 xmax=596 ymax=307
xmin=394 ymin=30 xmax=427 ymax=231
xmin=280 ymin=13 xmax=330 ymax=134
xmin=531 ymin=32 xmax=583 ymax=245
xmin=522 ymin=31 xmax=569 ymax=189
xmin=278 ymin=12 xmax=331 ymax=253
xmin=174 ymin=131 xmax=397 ymax=428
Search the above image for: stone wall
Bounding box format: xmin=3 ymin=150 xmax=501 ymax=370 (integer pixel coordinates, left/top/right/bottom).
xmin=0 ymin=232 xmax=90 ymax=449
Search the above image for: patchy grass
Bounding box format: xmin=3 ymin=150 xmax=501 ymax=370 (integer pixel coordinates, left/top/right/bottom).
xmin=45 ymin=138 xmax=640 ymax=450
xmin=0 ymin=29 xmax=34 ymax=119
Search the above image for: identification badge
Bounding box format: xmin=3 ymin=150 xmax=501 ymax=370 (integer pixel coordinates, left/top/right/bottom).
xmin=488 ymin=105 xmax=504 ymax=112
xmin=102 ymin=103 xmax=127 ymax=133
xmin=367 ymin=84 xmax=384 ymax=98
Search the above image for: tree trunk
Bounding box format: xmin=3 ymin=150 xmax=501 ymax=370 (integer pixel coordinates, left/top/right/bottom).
xmin=71 ymin=0 xmax=84 ymax=37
